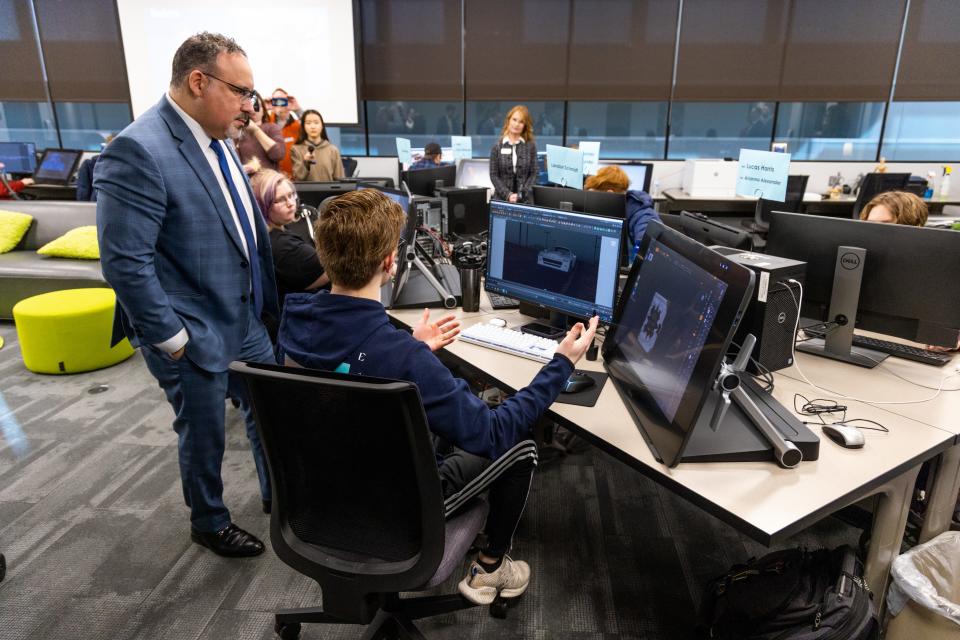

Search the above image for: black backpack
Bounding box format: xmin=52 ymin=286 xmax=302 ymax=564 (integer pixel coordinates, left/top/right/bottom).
xmin=698 ymin=546 xmax=879 ymax=640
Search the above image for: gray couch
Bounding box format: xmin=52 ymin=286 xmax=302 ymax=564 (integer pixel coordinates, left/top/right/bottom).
xmin=0 ymin=200 xmax=107 ymax=319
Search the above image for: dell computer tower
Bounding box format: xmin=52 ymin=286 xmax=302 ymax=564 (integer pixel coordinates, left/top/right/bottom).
xmin=717 ymin=249 xmax=806 ymax=373
xmin=438 ymin=186 xmax=489 ymax=236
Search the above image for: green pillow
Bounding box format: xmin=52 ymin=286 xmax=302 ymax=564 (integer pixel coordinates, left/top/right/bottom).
xmin=0 ymin=209 xmax=34 ymax=254
xmin=37 ymin=225 xmax=100 ymax=259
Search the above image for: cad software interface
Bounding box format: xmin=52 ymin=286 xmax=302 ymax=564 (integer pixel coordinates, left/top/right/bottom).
xmin=0 ymin=142 xmax=36 ymax=174
xmin=486 ymin=201 xmax=623 ymax=322
xmin=614 ymin=239 xmax=728 ymax=422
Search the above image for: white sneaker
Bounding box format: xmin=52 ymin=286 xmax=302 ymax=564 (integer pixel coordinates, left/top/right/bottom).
xmin=457 ymin=556 xmax=530 ymax=605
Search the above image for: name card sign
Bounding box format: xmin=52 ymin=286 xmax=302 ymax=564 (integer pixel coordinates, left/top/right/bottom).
xmin=451 ymin=136 xmax=472 ymax=162
xmin=395 ymin=137 xmax=411 ymax=166
xmin=579 ymin=141 xmax=601 ymax=176
xmin=546 ymin=144 xmax=584 ymax=189
xmin=736 ymin=148 xmax=791 ymax=202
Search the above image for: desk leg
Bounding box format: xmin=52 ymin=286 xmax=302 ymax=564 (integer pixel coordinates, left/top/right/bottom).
xmin=919 ymin=444 xmax=960 ymax=544
xmin=865 ymin=464 xmax=921 ymax=611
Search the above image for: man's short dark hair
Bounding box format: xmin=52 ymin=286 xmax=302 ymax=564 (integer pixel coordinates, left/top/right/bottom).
xmin=170 ymin=32 xmax=246 ymax=88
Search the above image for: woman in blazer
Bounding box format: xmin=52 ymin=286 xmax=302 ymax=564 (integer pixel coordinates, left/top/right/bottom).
xmin=489 ymin=105 xmax=537 ymax=204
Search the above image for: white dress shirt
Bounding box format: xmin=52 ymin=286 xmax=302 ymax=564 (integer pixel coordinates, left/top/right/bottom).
xmin=156 ymin=94 xmax=258 ymax=354
xmin=502 ymin=135 xmax=525 ymax=171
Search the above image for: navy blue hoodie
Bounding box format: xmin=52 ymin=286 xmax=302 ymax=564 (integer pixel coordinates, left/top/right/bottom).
xmin=278 ymin=290 xmax=575 ymax=460
xmin=626 ymin=190 xmax=661 ymax=246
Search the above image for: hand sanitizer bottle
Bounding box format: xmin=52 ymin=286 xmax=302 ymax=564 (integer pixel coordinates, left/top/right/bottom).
xmin=940 ymin=166 xmax=952 ymax=197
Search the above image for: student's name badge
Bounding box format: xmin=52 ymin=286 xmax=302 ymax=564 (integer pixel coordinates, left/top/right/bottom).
xmin=500 ymin=147 xmax=512 ymax=155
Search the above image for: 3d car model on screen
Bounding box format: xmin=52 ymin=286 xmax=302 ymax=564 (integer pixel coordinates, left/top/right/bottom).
xmin=537 ymin=246 xmax=577 ymax=272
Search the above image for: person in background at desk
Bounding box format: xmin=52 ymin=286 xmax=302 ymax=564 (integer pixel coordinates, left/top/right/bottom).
xmin=0 ymin=163 xmax=34 ymax=199
xmin=235 ymin=91 xmax=284 ymax=175
xmin=290 ymin=109 xmax=344 ymax=182
xmin=278 ymin=189 xmax=598 ymax=606
xmin=584 ymin=165 xmax=661 ymax=247
xmin=489 ymin=104 xmax=538 ymax=204
xmin=264 ymin=87 xmax=301 ymax=177
xmin=859 ymin=190 xmax=928 ymax=227
xmin=250 ymin=169 xmax=327 ymax=338
xmin=408 ymin=142 xmax=445 ymax=170
xmin=76 ymin=135 xmax=114 ymax=201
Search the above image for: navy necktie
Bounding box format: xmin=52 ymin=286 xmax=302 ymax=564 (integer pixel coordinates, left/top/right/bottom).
xmin=209 ymin=139 xmax=263 ymax=317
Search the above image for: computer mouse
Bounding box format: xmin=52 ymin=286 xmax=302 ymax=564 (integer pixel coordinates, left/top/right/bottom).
xmin=821 ymin=424 xmax=865 ymax=449
xmin=489 ymin=318 xmax=507 ymax=328
xmin=562 ymin=372 xmax=596 ymax=394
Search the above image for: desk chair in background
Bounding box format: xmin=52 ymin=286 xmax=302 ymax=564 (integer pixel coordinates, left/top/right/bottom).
xmin=342 ymin=156 xmax=358 ymax=178
xmin=852 ymin=173 xmax=910 ymax=219
xmin=230 ymin=361 xmax=498 ymax=640
xmin=742 ymin=174 xmax=809 ymax=233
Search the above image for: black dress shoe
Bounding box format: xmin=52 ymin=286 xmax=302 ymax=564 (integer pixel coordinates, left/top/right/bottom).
xmin=191 ymin=523 xmax=265 ymax=557
xmin=262 ymin=499 xmax=272 ymax=515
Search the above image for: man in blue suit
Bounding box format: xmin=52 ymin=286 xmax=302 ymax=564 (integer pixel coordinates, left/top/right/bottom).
xmin=95 ymin=33 xmax=278 ymax=557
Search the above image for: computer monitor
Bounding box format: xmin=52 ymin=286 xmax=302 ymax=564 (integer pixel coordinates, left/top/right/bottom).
xmin=455 ymin=158 xmax=493 ymax=191
xmin=485 ymin=201 xmax=624 ymax=324
xmin=602 ymin=221 xmax=756 ymax=467
xmin=532 ymin=185 xmax=627 ymax=220
xmin=679 ymin=211 xmax=753 ymax=251
xmin=33 ymin=149 xmax=82 ymax=185
xmin=344 ymin=177 xmax=395 ymax=188
xmin=402 ymin=163 xmax=457 ymax=196
xmin=294 ymin=181 xmax=357 ymax=208
xmin=853 ymin=172 xmax=910 ymax=219
xmin=744 ymin=174 xmax=809 ymax=232
xmin=765 ymin=211 xmax=960 ymax=363
xmin=0 ymin=142 xmax=37 ymax=174
xmin=597 ymin=161 xmax=653 ymax=193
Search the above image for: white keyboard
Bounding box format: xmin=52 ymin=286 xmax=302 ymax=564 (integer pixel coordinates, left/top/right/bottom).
xmin=460 ymin=322 xmax=558 ymax=363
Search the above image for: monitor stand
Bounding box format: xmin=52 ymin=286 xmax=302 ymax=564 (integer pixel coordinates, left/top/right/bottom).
xmin=795 ymin=245 xmax=888 ymax=369
xmin=384 ymin=241 xmax=460 ymax=310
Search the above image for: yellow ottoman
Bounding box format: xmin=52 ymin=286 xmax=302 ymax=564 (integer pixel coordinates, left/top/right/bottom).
xmin=13 ymin=288 xmax=134 ymax=374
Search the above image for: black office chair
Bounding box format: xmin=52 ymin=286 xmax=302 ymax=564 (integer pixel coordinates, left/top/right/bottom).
xmin=852 ymin=172 xmax=910 ymax=219
xmin=230 ymin=361 xmax=493 ymax=640
xmin=742 ymin=174 xmax=809 ymax=233
xmin=342 ymin=156 xmax=358 ymax=178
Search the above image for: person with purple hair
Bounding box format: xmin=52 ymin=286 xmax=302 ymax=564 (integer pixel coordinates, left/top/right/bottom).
xmin=250 ymin=169 xmax=328 ymax=336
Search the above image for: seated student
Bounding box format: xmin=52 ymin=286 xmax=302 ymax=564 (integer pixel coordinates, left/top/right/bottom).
xmin=859 ymin=190 xmax=928 ymax=227
xmin=278 ymin=189 xmax=598 ymax=605
xmin=408 ymin=142 xmax=444 ymax=170
xmin=0 ymin=162 xmax=34 ymax=199
xmin=584 ymin=165 xmax=661 ymax=246
xmin=250 ymin=169 xmax=328 ymax=338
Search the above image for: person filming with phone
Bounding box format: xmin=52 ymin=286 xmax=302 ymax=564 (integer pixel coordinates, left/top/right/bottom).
xmin=290 ymin=109 xmax=344 ymax=182
xmin=235 ymin=91 xmax=284 ymax=174
xmin=264 ymin=87 xmax=301 ymax=176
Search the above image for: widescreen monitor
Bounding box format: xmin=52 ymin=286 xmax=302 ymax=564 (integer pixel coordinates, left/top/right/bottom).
xmin=294 ymin=181 xmax=356 ymax=208
xmin=765 ymin=211 xmax=960 ymax=348
xmin=598 ymin=161 xmax=653 ymax=193
xmin=485 ymin=201 xmax=624 ymax=323
xmin=0 ymin=142 xmax=37 ymax=174
xmin=602 ymin=221 xmax=754 ymax=466
xmin=403 ymin=163 xmax=457 ymax=196
xmin=532 ymin=185 xmax=626 ymax=219
xmin=33 ymin=149 xmax=82 ymax=185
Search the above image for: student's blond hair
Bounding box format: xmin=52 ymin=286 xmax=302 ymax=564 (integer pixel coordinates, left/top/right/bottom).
xmin=860 ymin=190 xmax=928 ymax=227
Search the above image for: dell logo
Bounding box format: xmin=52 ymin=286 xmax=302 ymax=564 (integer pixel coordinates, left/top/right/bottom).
xmin=777 ymin=312 xmax=787 ymax=324
xmin=840 ymin=253 xmax=861 ymax=270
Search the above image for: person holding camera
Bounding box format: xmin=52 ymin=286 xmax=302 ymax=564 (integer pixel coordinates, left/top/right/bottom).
xmin=235 ymin=91 xmax=285 ymax=174
xmin=290 ymin=109 xmax=344 ymax=182
xmin=265 ymin=87 xmax=302 ymax=177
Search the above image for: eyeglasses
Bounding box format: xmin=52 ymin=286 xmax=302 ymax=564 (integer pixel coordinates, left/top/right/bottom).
xmin=275 ymin=191 xmax=299 ymax=205
xmin=203 ymin=72 xmax=256 ymax=103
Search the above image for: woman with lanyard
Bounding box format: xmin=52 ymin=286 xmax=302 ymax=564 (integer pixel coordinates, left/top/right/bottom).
xmin=489 ymin=105 xmax=537 ymax=204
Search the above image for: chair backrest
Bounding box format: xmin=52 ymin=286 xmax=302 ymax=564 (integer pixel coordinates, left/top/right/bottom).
xmin=342 ymin=156 xmax=358 ymax=177
xmin=853 ymin=172 xmax=910 ymax=218
xmin=229 ymin=361 xmax=446 ymax=600
xmin=757 ymin=174 xmax=809 ymax=222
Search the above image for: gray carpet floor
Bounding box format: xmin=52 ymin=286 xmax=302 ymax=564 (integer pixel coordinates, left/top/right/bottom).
xmin=0 ymin=321 xmax=861 ymax=639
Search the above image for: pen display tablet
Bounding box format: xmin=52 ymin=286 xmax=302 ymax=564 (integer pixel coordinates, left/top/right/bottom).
xmin=602 ymin=222 xmax=754 ymax=467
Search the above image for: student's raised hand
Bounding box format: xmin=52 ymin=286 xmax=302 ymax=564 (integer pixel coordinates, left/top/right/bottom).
xmin=412 ymin=308 xmax=461 ymax=351
xmin=555 ymin=315 xmax=599 ymax=364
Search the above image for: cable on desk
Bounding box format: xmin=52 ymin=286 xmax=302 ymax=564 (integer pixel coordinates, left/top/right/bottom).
xmin=794 ymin=393 xmax=889 ymax=434
xmin=726 ymin=341 xmax=775 ymax=392
xmin=782 ymin=280 xmax=960 ymax=406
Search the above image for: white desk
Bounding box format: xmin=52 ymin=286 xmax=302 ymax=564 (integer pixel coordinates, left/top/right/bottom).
xmin=388 ymin=304 xmax=955 ymax=605
xmin=777 ymin=338 xmax=960 ymax=545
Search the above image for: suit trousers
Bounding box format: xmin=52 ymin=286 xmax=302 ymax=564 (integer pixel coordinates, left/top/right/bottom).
xmin=141 ymin=302 xmax=276 ymax=532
